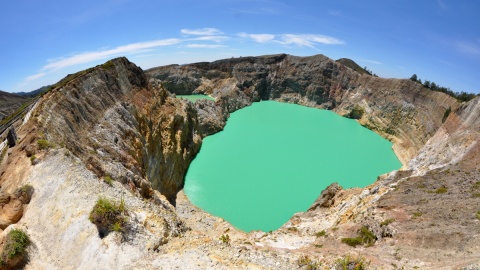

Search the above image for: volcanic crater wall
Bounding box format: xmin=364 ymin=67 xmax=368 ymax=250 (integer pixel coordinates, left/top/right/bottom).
xmin=34 ymin=54 xmax=465 ymax=204
xmin=147 ymin=54 xmax=460 ymax=164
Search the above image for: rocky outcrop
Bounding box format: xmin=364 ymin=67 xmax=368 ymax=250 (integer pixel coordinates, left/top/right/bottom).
xmin=408 ymin=96 xmax=480 ymax=173
xmin=308 ymin=182 xmax=343 ymax=210
xmin=37 ymin=57 xmax=201 ymax=203
xmin=147 ymin=54 xmax=460 ymax=164
xmin=0 ymin=186 xmax=33 ymax=229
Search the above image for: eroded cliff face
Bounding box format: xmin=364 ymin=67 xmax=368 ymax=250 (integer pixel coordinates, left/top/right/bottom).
xmin=147 ymin=54 xmax=460 ymax=164
xmin=36 ymin=57 xmax=201 ymax=203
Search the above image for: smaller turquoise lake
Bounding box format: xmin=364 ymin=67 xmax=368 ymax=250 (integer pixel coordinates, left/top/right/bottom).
xmin=184 ymin=101 xmax=401 ymax=232
xmin=177 ymin=94 xmax=215 ymax=102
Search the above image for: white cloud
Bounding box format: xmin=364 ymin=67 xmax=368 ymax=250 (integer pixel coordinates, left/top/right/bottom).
xmin=181 ymin=28 xmax=223 ymax=36
xmin=238 ymin=33 xmax=275 ymax=43
xmin=278 ymin=34 xmax=344 ymax=47
xmin=238 ymin=32 xmax=343 ymax=47
xmin=42 ymin=38 xmax=181 ymax=72
xmin=25 ymin=73 xmax=46 ymax=81
xmin=191 ymin=35 xmax=229 ymax=42
xmin=455 ymin=41 xmax=480 ymax=57
xmin=359 ymin=59 xmax=382 ymax=65
xmin=185 ymin=44 xmax=226 ymax=49
xmin=21 ymin=28 xmax=345 ymax=87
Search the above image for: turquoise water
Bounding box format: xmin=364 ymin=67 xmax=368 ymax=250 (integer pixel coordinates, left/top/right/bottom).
xmin=184 ymin=101 xmax=401 ymax=232
xmin=177 ymin=94 xmax=215 ymax=102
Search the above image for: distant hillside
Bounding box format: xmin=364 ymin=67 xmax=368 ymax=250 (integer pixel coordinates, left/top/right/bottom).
xmin=336 ymin=58 xmax=370 ymax=75
xmin=15 ymin=85 xmax=51 ymax=98
xmin=0 ymin=90 xmax=29 ymax=121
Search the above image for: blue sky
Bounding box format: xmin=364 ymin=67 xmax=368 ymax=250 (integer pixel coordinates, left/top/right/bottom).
xmin=1 ymin=0 xmax=479 ymax=94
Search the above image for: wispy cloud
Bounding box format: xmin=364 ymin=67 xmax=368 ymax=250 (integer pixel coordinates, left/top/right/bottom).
xmin=42 ymin=38 xmax=180 ymax=71
xmin=25 ymin=73 xmax=46 ymax=81
xmin=454 ymin=40 xmax=480 ymax=57
xmin=185 ymin=44 xmax=226 ymax=49
xmin=278 ymin=34 xmax=344 ymax=47
xmin=181 ymin=28 xmax=223 ymax=36
xmin=359 ymin=59 xmax=382 ymax=65
xmin=22 ymin=28 xmax=345 ymax=87
xmin=238 ymin=33 xmax=275 ymax=43
xmin=238 ymin=33 xmax=344 ymax=47
xmin=191 ymin=35 xmax=229 ymax=42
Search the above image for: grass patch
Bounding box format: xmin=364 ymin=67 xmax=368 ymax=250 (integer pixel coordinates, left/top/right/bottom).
xmin=434 ymin=187 xmax=448 ymax=194
xmin=335 ymin=255 xmax=369 ymax=270
xmin=413 ymin=211 xmax=423 ymax=218
xmin=380 ymin=218 xmax=395 ymax=227
xmin=37 ymin=139 xmax=54 ymax=150
xmin=341 ymin=226 xmax=377 ymax=247
xmin=104 ymin=175 xmax=113 ymax=186
xmin=89 ymin=197 xmax=127 ymax=238
xmin=315 ymin=230 xmax=327 ymax=237
xmin=297 ymin=255 xmax=322 ymax=270
xmin=0 ymin=229 xmax=30 ymax=266
xmin=476 ymin=211 xmax=480 ymax=220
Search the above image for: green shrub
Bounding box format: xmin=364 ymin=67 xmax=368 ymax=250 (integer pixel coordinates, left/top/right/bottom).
xmin=341 ymin=237 xmax=362 ymax=247
xmin=297 ymin=255 xmax=322 ymax=270
xmin=413 ymin=211 xmax=422 ymax=218
xmin=315 ymin=230 xmax=327 ymax=237
xmin=37 ymin=139 xmax=54 ymax=150
xmin=341 ymin=226 xmax=377 ymax=247
xmin=435 ymin=187 xmax=448 ymax=194
xmin=476 ymin=211 xmax=480 ymax=220
xmin=104 ymin=175 xmax=113 ymax=186
xmin=335 ymin=255 xmax=369 ymax=270
xmin=219 ymin=234 xmax=230 ymax=244
xmin=30 ymin=155 xmax=37 ymax=165
xmin=380 ymin=218 xmax=395 ymax=227
xmin=89 ymin=197 xmax=127 ymax=238
xmin=0 ymin=229 xmax=30 ymax=265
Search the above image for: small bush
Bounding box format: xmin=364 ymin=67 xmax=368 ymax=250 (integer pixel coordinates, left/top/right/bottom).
xmin=0 ymin=229 xmax=30 ymax=266
xmin=435 ymin=187 xmax=448 ymax=194
xmin=335 ymin=255 xmax=369 ymax=270
xmin=315 ymin=230 xmax=327 ymax=237
xmin=30 ymin=155 xmax=37 ymax=165
xmin=104 ymin=176 xmax=113 ymax=186
xmin=341 ymin=237 xmax=362 ymax=247
xmin=341 ymin=226 xmax=377 ymax=247
xmin=89 ymin=197 xmax=127 ymax=238
xmin=380 ymin=218 xmax=395 ymax=227
xmin=476 ymin=211 xmax=480 ymax=220
xmin=219 ymin=234 xmax=230 ymax=244
xmin=297 ymin=255 xmax=322 ymax=270
xmin=37 ymin=139 xmax=53 ymax=150
xmin=413 ymin=211 xmax=422 ymax=218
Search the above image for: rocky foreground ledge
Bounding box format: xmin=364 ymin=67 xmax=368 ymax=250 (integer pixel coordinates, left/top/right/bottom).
xmin=0 ymin=55 xmax=479 ymax=269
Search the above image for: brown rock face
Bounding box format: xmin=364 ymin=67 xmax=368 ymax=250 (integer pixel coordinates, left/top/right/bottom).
xmin=37 ymin=58 xmax=201 ymax=204
xmin=147 ymin=54 xmax=460 ymax=164
xmin=308 ymin=182 xmax=343 ymax=210
xmin=0 ymin=187 xmax=33 ymax=230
